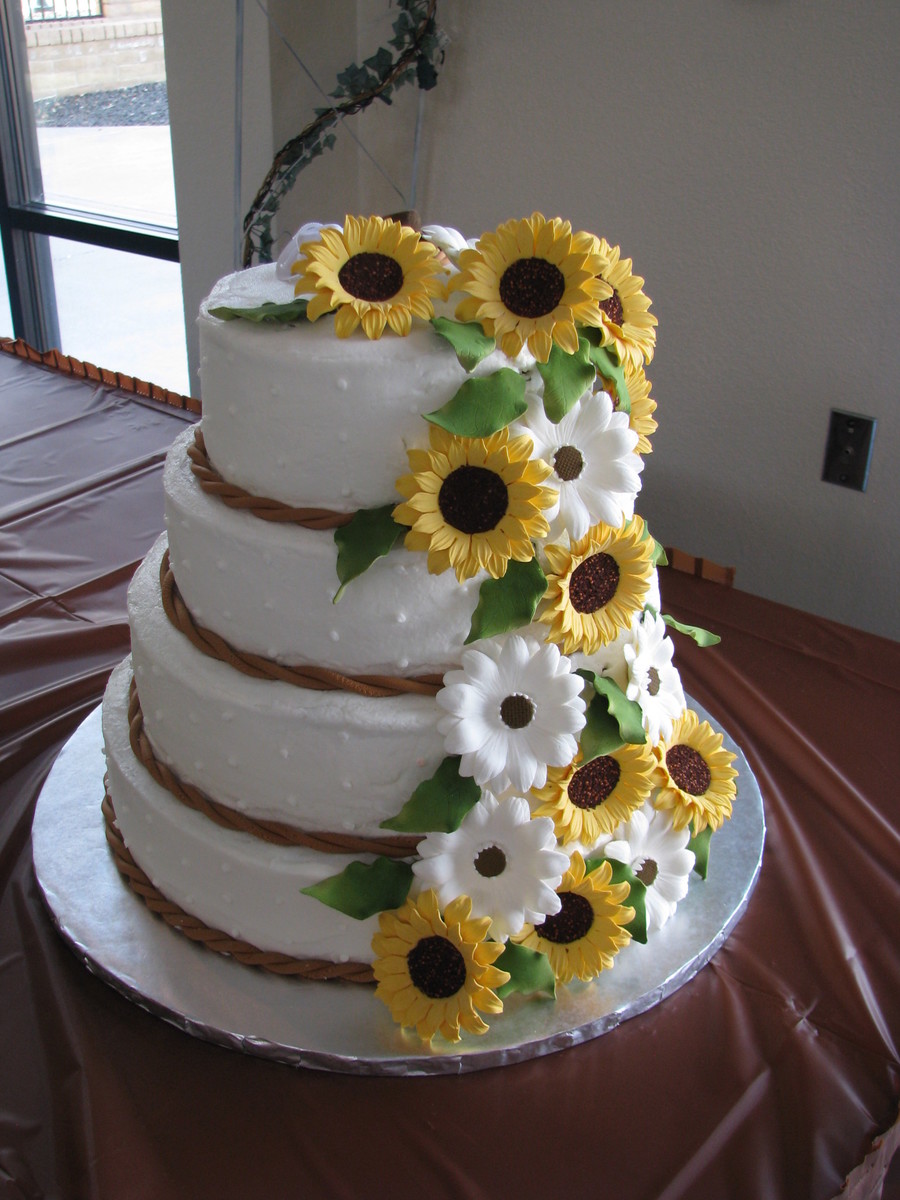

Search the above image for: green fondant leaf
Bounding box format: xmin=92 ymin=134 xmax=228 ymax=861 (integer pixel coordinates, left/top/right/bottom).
xmin=688 ymin=824 xmax=713 ymax=879
xmin=430 ymin=317 xmax=496 ymax=371
xmin=495 ymin=942 xmax=556 ymax=999
xmin=582 ymin=330 xmax=631 ymax=415
xmin=662 ymin=614 xmax=721 ymax=647
xmin=652 ymin=542 xmax=669 ymax=567
xmin=301 ymin=857 xmax=413 ymax=920
xmin=535 ymin=338 xmax=597 ymax=423
xmin=577 ymin=672 xmax=646 ymax=759
xmin=333 ymin=505 xmax=406 ymax=601
xmin=380 ymin=756 xmax=481 ymax=834
xmin=209 ymin=299 xmax=309 ymax=324
xmin=424 ymin=368 xmax=527 ymax=438
xmin=465 ymin=557 xmax=547 ymax=643
xmin=585 ymin=858 xmax=647 ymax=944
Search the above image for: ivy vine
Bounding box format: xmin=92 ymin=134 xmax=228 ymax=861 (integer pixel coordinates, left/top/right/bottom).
xmin=241 ymin=0 xmax=445 ymax=266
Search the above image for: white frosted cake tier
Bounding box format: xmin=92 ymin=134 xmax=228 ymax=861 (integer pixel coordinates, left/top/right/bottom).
xmin=198 ymin=266 xmax=519 ymax=510
xmin=163 ymin=428 xmax=481 ymax=673
xmin=102 ymin=662 xmax=380 ymax=963
xmin=128 ymin=539 xmax=445 ymax=832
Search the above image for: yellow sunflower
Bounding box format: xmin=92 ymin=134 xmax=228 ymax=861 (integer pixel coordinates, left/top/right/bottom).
xmin=372 ymin=889 xmax=509 ymax=1043
xmin=651 ymin=708 xmax=738 ymax=834
xmin=593 ymin=237 xmax=657 ymax=369
xmin=291 ymin=215 xmax=447 ymax=339
xmin=540 ymin=515 xmax=654 ymax=653
xmin=594 ymin=361 xmax=658 ymax=456
xmin=393 ymin=425 xmax=556 ymax=582
xmin=512 ymin=854 xmax=633 ymax=984
xmin=531 ymin=742 xmax=657 ymax=846
xmin=451 ymin=213 xmax=611 ymax=362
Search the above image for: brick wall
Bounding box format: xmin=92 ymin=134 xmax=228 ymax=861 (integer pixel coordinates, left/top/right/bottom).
xmin=24 ymin=1 xmax=166 ymax=100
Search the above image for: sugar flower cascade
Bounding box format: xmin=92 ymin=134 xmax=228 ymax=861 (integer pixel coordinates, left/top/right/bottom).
xmin=282 ymin=213 xmax=738 ymax=1044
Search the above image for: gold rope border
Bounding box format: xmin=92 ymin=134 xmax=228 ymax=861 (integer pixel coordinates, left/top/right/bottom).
xmin=159 ymin=549 xmax=443 ymax=698
xmin=188 ymin=426 xmax=352 ymax=528
xmin=128 ymin=678 xmax=422 ymax=858
xmin=102 ymin=790 xmax=375 ymax=983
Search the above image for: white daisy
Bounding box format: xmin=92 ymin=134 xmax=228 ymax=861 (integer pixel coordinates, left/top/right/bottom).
xmin=604 ymin=802 xmax=695 ymax=932
xmin=421 ymin=223 xmax=475 ymax=266
xmin=517 ymin=388 xmax=643 ymax=541
xmin=623 ymin=609 xmax=686 ymax=744
xmin=275 ymin=221 xmax=341 ymax=281
xmin=412 ymin=793 xmax=569 ymax=940
xmin=436 ymin=634 xmax=587 ymax=794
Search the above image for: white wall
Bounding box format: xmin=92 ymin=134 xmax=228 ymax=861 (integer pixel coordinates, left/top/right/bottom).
xmin=162 ymin=0 xmax=900 ymax=641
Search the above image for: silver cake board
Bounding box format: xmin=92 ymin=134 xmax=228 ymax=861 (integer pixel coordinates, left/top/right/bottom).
xmin=31 ymin=700 xmax=765 ymax=1075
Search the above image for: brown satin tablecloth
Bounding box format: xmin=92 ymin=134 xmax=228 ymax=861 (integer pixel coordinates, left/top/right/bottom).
xmin=1 ymin=343 xmax=898 ymax=1200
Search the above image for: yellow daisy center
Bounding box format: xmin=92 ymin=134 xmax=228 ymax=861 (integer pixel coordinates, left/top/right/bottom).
xmin=666 ymin=744 xmax=712 ymax=795
xmin=553 ymin=444 xmax=585 ymax=481
xmin=499 ymin=693 xmax=535 ymax=729
xmin=536 ymin=892 xmax=594 ymax=944
xmin=338 ymin=251 xmax=404 ymax=302
xmin=438 ymin=465 xmax=509 ymax=534
xmin=499 ymin=257 xmax=566 ymax=318
xmin=567 ymin=755 xmax=621 ymax=810
xmin=474 ymin=845 xmax=507 ymax=878
xmin=568 ymin=550 xmax=620 ymax=613
xmin=407 ymin=935 xmax=467 ymax=999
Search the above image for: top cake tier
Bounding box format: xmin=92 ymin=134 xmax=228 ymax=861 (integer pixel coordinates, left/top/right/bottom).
xmin=198 ymin=264 xmax=517 ymax=511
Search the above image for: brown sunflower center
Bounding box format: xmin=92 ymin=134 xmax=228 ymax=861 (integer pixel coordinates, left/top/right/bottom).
xmin=635 ymin=857 xmax=658 ymax=886
xmin=666 ymin=744 xmax=711 ymax=795
xmin=500 ymin=693 xmax=535 ymax=729
xmin=438 ymin=465 xmax=509 ymax=534
xmin=553 ymin=444 xmax=585 ymax=482
xmin=647 ymin=666 xmax=662 ymax=697
xmin=407 ymin=934 xmax=467 ymax=999
xmin=536 ymin=891 xmax=594 ymax=944
xmin=569 ymin=551 xmax=619 ymax=613
xmin=338 ymin=251 xmax=404 ymax=302
xmin=499 ymin=256 xmax=566 ymax=319
xmin=599 ymin=286 xmax=624 ymax=327
xmin=474 ymin=845 xmax=507 ymax=878
xmin=567 ymin=755 xmax=621 ymax=810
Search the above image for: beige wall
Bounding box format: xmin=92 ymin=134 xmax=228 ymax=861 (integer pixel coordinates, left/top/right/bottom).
xmin=162 ymin=0 xmax=900 ymax=641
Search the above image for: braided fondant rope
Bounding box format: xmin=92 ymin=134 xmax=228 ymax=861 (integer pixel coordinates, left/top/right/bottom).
xmin=127 ymin=679 xmax=422 ymax=858
xmin=159 ymin=550 xmax=443 ymax=698
xmin=102 ymin=791 xmax=376 ymax=983
xmin=188 ymin=426 xmax=353 ymax=528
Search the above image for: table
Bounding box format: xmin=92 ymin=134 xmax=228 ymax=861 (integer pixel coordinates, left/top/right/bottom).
xmin=1 ymin=340 xmax=898 ymax=1200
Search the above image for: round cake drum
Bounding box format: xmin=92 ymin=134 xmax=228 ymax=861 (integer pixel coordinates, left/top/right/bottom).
xmin=32 ymin=700 xmax=764 ymax=1075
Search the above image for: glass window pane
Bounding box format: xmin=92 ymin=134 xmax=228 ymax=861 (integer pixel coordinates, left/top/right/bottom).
xmin=22 ymin=1 xmax=177 ymax=229
xmin=47 ymin=235 xmax=189 ymax=393
xmin=0 ymin=252 xmax=13 ymax=338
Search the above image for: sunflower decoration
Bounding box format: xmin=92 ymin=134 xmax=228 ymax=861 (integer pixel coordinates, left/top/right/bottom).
xmin=451 ymin=213 xmax=611 ymax=362
xmin=651 ymin=708 xmax=738 ymax=834
xmin=539 ymin=515 xmax=655 ymax=654
xmin=512 ymin=853 xmax=633 ymax=984
xmin=590 ymin=236 xmax=657 ymax=369
xmin=393 ymin=424 xmax=556 ymax=582
xmin=594 ymin=361 xmax=658 ymax=456
xmin=531 ymin=741 xmax=657 ymax=849
xmin=291 ymin=215 xmax=447 ymax=339
xmin=372 ymin=889 xmax=509 ymax=1043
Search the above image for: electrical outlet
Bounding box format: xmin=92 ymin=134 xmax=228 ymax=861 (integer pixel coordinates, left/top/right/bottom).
xmin=822 ymin=410 xmax=876 ymax=491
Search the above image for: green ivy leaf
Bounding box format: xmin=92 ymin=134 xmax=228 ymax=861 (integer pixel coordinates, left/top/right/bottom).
xmin=581 ymin=330 xmax=631 ymax=415
xmin=584 ymin=858 xmax=647 ymax=944
xmin=425 ymin=369 xmax=527 ymax=438
xmin=662 ymin=614 xmax=721 ymax=647
xmin=652 ymin=542 xmax=668 ymax=567
xmin=465 ymin=557 xmax=547 ymax=643
xmin=535 ymin=338 xmax=596 ymax=423
xmin=495 ymin=942 xmax=556 ymax=999
xmin=208 ymin=299 xmax=309 ymax=324
xmin=301 ymin=857 xmax=413 ymax=919
xmin=688 ymin=824 xmax=713 ymax=879
xmin=577 ymin=672 xmax=646 ymax=760
xmin=430 ymin=317 xmax=496 ymax=371
xmin=380 ymin=756 xmax=481 ymax=833
xmin=334 ymin=505 xmax=406 ymax=600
